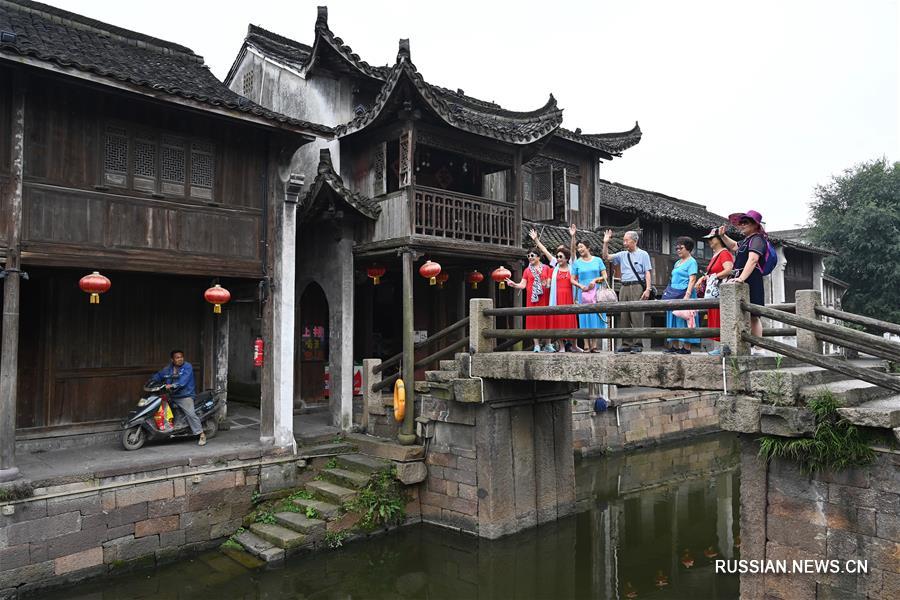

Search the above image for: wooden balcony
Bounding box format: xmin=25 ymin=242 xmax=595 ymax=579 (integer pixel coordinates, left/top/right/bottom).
xmin=413 ymin=186 xmax=517 ymax=247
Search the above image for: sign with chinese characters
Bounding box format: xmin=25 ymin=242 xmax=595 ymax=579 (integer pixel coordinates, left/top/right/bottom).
xmin=301 ymin=324 xmax=327 ymax=361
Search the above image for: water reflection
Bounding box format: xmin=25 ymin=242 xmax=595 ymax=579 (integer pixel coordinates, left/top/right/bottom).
xmin=35 ymin=434 xmax=741 ymax=600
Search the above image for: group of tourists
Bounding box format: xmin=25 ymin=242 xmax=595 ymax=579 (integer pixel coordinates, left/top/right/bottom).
xmin=505 ymin=209 xmax=772 ymax=354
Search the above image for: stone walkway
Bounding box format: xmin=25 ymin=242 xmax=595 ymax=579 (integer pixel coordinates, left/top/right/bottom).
xmin=12 ymin=404 xmax=340 ymax=487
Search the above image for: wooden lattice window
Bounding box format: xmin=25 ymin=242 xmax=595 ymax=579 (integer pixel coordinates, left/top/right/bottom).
xmin=242 ymin=71 xmax=254 ymax=98
xmin=398 ymin=132 xmax=411 ymax=188
xmin=523 ymin=166 xmax=553 ymax=221
xmin=161 ymin=136 xmax=186 ymax=196
xmin=132 ymin=137 xmax=157 ymax=192
xmin=103 ymin=126 xmax=129 ymax=187
xmin=373 ymin=142 xmax=386 ymax=196
xmin=190 ymin=141 xmax=214 ymax=200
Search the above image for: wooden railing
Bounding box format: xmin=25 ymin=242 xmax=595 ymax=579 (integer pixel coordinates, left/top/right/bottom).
xmin=467 ymin=285 xmax=900 ymax=392
xmin=413 ymin=185 xmax=516 ymax=246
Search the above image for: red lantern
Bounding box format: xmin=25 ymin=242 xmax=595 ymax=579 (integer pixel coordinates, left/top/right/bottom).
xmin=467 ymin=270 xmax=484 ymax=289
xmin=253 ymin=337 xmax=265 ymax=367
xmin=418 ymin=260 xmax=441 ymax=285
xmin=204 ymin=284 xmax=231 ymax=314
xmin=79 ymin=271 xmax=111 ymax=304
xmin=366 ymin=264 xmax=386 ymax=285
xmin=491 ymin=266 xmax=512 ymax=290
xmin=436 ymin=272 xmax=449 ymax=289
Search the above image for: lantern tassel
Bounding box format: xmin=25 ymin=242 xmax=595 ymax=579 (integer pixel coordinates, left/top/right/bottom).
xmin=214 ymin=304 xmax=222 ymax=314
xmin=373 ymin=276 xmax=380 ymax=285
xmin=90 ymin=293 xmax=99 ymax=304
xmin=499 ymin=282 xmax=506 ymax=290
xmin=429 ymin=277 xmax=436 ymax=285
xmin=471 ymin=282 xmax=478 ymax=290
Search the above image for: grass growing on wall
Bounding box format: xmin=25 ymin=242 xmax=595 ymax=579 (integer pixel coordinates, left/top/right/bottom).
xmin=758 ymin=391 xmax=875 ymax=473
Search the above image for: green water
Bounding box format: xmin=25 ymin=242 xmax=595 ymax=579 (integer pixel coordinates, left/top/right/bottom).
xmin=36 ymin=434 xmax=741 ymax=600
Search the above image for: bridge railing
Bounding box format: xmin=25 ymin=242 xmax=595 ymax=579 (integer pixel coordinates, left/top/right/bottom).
xmin=468 ymin=284 xmax=900 ymax=392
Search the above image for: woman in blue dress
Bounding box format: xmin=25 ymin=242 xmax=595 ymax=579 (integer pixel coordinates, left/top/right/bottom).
xmin=570 ymin=225 xmax=609 ymax=353
xmin=664 ymin=236 xmax=700 ymax=354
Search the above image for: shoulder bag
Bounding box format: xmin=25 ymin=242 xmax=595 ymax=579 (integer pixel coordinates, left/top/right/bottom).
xmin=626 ymin=252 xmax=658 ymax=300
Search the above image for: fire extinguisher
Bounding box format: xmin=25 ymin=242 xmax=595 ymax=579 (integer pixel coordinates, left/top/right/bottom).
xmin=253 ymin=337 xmax=264 ymax=367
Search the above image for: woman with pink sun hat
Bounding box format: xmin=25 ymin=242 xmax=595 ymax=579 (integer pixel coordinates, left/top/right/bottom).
xmin=717 ymin=209 xmax=768 ymax=339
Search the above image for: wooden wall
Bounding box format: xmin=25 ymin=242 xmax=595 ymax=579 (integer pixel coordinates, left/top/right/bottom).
xmin=19 ymin=75 xmax=269 ymax=277
xmin=0 ymin=66 xmax=11 ymax=250
xmin=14 ymin=268 xmax=207 ymax=430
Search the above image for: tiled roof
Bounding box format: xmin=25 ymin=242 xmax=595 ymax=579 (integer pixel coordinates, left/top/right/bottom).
xmin=556 ymin=123 xmax=643 ymax=156
xmin=300 ymin=148 xmax=380 ymax=221
xmin=0 ymin=0 xmax=333 ymax=136
xmin=522 ymin=221 xmax=637 ymax=254
xmin=597 ymin=180 xmax=728 ymax=231
xmin=335 ymin=40 xmax=563 ymax=145
xmin=245 ymin=24 xmax=311 ymax=72
xmin=306 ymin=6 xmax=388 ymax=81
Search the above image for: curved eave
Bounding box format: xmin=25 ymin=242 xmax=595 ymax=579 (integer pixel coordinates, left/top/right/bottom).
xmin=305 ymin=23 xmax=387 ymax=83
xmin=336 ymin=61 xmax=563 ymax=146
xmin=301 ymin=150 xmax=380 ymax=221
xmin=557 ymin=121 xmax=642 ymax=156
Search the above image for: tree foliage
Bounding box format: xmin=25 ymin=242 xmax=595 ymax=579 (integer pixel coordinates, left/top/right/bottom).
xmin=807 ymin=159 xmax=900 ymax=323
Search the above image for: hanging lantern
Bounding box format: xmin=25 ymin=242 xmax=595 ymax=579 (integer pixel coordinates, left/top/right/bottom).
xmin=436 ymin=272 xmax=449 ymax=289
xmin=418 ymin=260 xmax=441 ymax=285
xmin=491 ymin=266 xmax=512 ymax=290
xmin=204 ymin=284 xmax=231 ymax=314
xmin=79 ymin=271 xmax=111 ymax=304
xmin=466 ymin=270 xmax=484 ymax=289
xmin=366 ymin=264 xmax=386 ymax=285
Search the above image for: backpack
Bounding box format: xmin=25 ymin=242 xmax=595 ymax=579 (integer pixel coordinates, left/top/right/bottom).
xmin=752 ymin=234 xmax=778 ymax=276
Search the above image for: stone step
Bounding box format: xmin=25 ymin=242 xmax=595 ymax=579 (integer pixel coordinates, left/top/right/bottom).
xmin=297 ymin=442 xmax=356 ymax=457
xmin=273 ymin=511 xmax=326 ymax=536
xmin=345 ymin=433 xmax=425 ymax=462
xmin=321 ymin=467 xmax=371 ymax=489
xmin=233 ymin=530 xmax=284 ymax=563
xmin=249 ymin=522 xmax=309 ymax=550
xmin=750 ymin=363 xmax=888 ymax=405
xmin=416 ymin=380 xmax=453 ymax=400
xmin=336 ymin=453 xmax=392 ymax=475
xmin=305 ymin=479 xmax=357 ymax=505
xmin=291 ymin=497 xmax=341 ymax=519
xmin=220 ymin=546 xmax=265 ymax=569
xmin=799 ymin=379 xmax=895 ymax=407
xmin=295 ymin=429 xmax=341 ymax=446
xmin=425 ymin=370 xmax=456 ymax=383
xmin=836 ymin=396 xmax=900 ymax=428
xmin=439 ymin=360 xmax=460 ymax=372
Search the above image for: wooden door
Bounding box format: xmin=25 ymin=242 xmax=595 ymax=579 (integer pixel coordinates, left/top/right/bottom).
xmin=297 ymin=283 xmax=329 ymax=404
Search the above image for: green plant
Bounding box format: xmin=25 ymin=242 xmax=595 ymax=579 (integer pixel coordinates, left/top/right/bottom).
xmin=221 ymin=538 xmax=243 ymax=551
xmin=758 ymin=391 xmax=875 ymax=473
xmin=250 ymin=490 xmax=261 ymax=504
xmin=305 ymin=506 xmax=320 ymax=520
xmin=324 ymin=530 xmax=349 ymax=548
xmin=325 ymin=457 xmax=339 ymax=469
xmin=343 ymin=469 xmax=408 ymax=531
xmin=287 ymin=489 xmax=313 ymax=501
xmin=254 ymin=510 xmax=276 ymax=525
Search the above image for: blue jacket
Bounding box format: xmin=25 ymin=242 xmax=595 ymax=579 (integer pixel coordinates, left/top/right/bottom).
xmin=151 ymin=361 xmax=196 ymax=399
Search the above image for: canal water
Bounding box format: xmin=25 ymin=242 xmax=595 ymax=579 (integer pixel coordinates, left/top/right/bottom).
xmin=37 ymin=433 xmax=741 ymax=600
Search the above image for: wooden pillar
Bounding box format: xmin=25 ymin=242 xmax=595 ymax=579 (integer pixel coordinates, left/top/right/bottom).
xmin=795 ymin=289 xmax=822 ymax=354
xmin=0 ymin=71 xmax=25 ymax=482
xmin=719 ymin=281 xmax=750 ymax=355
xmin=215 ymin=310 xmax=230 ymax=429
xmin=398 ymin=249 xmax=416 ymax=445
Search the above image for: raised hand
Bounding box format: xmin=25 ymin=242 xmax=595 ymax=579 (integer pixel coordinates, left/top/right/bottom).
xmin=717 ymin=225 xmax=727 ymax=237
xmin=603 ymin=229 xmax=613 ymax=243
xmin=529 ymin=229 xmax=539 ymax=241
xmin=569 ymin=223 xmax=577 ymax=237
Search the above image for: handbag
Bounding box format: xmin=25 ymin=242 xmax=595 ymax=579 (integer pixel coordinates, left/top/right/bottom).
xmin=626 ymin=252 xmax=658 ymax=300
xmin=673 ymin=309 xmax=697 ymax=328
xmin=580 ymin=287 xmax=598 ymax=303
xmin=596 ymin=282 xmax=618 ymax=303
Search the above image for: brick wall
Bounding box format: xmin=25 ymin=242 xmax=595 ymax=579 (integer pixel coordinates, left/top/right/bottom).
xmin=0 ymin=450 xmax=304 ymax=598
xmin=572 ymin=392 xmax=720 ymax=456
xmin=741 ymin=446 xmax=900 ymax=599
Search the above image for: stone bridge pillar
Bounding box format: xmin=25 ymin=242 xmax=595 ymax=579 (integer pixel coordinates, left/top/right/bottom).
xmin=419 ymin=354 xmax=577 ymax=539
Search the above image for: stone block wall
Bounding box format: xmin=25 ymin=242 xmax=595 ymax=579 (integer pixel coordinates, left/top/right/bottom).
xmin=418 ymin=379 xmax=576 ymax=539
xmin=740 ymin=442 xmax=900 ymax=599
xmin=572 ymin=391 xmax=720 ymax=456
xmin=0 ymin=451 xmax=305 ymax=598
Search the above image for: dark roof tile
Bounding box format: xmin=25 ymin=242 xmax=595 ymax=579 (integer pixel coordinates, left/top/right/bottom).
xmin=0 ymin=0 xmax=332 ymax=136
xmin=597 ymin=180 xmax=728 ymax=231
xmin=301 ymin=148 xmax=380 ymax=220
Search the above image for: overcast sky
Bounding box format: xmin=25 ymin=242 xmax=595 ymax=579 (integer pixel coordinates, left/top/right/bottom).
xmin=51 ymin=0 xmax=899 ymax=230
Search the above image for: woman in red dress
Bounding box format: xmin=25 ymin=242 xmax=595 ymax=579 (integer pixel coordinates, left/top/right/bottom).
xmin=505 ymin=248 xmax=552 ymax=352
xmin=697 ymin=228 xmax=734 ymax=354
xmin=527 ymin=229 xmax=579 ymax=352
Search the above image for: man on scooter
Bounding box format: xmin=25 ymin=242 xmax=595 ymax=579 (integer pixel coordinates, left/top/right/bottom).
xmin=150 ymin=350 xmax=206 ymax=446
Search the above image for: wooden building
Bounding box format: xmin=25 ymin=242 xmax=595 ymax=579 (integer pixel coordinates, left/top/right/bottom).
xmin=224 ymin=8 xmax=643 ymax=427
xmin=0 ymin=0 xmax=330 ymax=480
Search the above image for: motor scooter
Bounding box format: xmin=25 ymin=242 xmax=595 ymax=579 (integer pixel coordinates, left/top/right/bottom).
xmin=121 ymin=380 xmax=222 ymax=450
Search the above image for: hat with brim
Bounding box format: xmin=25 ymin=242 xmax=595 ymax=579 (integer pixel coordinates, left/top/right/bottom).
xmin=728 ymin=210 xmax=764 ymax=227
xmin=701 ymin=228 xmax=720 ymax=240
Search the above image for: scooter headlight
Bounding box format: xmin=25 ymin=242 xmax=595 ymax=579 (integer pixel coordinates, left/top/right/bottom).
xmin=138 ymin=397 xmax=149 ymax=407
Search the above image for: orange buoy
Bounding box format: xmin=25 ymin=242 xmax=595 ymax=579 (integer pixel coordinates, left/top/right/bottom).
xmin=393 ymin=378 xmax=406 ymax=422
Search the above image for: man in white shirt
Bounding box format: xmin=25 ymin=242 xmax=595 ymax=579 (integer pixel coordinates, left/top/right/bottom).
xmin=602 ymin=230 xmax=653 ymax=353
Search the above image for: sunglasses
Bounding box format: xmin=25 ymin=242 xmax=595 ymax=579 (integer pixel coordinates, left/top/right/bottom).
xmin=527 ymin=253 xmax=538 ymax=258
xmin=556 ymin=254 xmax=566 ymax=259
xmin=738 ymin=219 xmax=753 ymax=225
xmin=675 ymin=246 xmax=685 ymax=250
